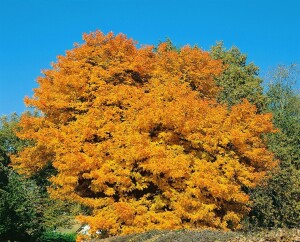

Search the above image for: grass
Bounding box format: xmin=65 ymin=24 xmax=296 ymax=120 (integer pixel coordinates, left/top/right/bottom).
xmin=56 ymin=220 xmax=82 ymax=234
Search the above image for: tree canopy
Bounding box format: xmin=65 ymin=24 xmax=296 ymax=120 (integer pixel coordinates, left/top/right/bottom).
xmin=12 ymin=31 xmax=277 ymax=236
xmin=210 ymin=42 xmax=265 ymax=111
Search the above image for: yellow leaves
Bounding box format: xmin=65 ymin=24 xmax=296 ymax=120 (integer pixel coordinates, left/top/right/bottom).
xmin=104 ymin=187 xmax=115 ymax=196
xmin=223 ymin=211 xmax=242 ymax=229
xmin=12 ymin=144 xmax=55 ymax=175
xmin=114 ymin=202 xmax=135 ymax=224
xmin=220 ymin=136 xmax=230 ymax=147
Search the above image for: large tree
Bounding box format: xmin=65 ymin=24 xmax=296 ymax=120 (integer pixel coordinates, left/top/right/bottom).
xmin=12 ymin=31 xmax=276 ymax=236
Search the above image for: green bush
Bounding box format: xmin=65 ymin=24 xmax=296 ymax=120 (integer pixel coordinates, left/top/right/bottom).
xmin=247 ymin=166 xmax=300 ymax=229
xmin=38 ymin=231 xmax=76 ymax=242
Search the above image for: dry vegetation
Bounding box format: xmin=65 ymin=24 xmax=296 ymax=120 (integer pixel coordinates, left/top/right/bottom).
xmin=93 ymin=229 xmax=300 ymax=242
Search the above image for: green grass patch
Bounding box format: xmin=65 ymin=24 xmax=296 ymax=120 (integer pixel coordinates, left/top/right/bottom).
xmin=38 ymin=231 xmax=76 ymax=242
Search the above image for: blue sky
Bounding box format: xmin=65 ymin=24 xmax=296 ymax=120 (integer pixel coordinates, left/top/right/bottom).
xmin=0 ymin=0 xmax=299 ymax=115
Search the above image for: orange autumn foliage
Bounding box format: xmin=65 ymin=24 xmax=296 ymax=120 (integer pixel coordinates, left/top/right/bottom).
xmin=12 ymin=31 xmax=276 ymax=236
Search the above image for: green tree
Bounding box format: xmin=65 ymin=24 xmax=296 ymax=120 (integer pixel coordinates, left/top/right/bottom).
xmin=0 ymin=169 xmax=44 ymax=241
xmin=0 ymin=114 xmax=81 ymax=241
xmin=210 ymin=42 xmax=265 ymax=111
xmin=248 ymin=64 xmax=300 ymax=228
xmin=265 ymin=64 xmax=300 ymax=169
xmin=0 ymin=114 xmax=43 ymax=241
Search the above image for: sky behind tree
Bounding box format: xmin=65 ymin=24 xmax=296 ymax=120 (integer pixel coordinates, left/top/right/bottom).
xmin=0 ymin=0 xmax=299 ymax=115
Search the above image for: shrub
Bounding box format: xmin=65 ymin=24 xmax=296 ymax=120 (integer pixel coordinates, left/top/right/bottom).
xmin=38 ymin=231 xmax=76 ymax=242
